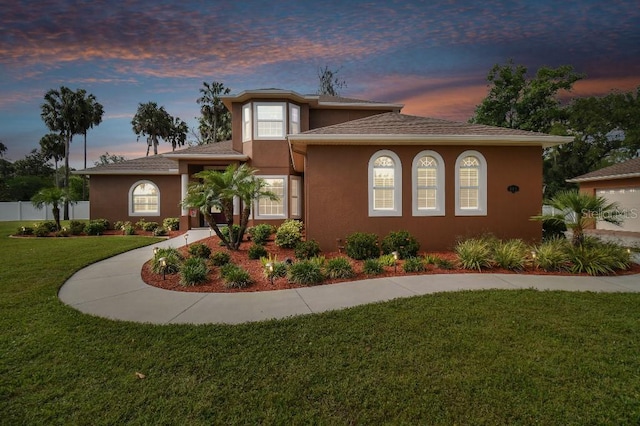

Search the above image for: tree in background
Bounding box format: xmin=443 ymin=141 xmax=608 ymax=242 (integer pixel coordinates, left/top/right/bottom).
xmin=197 ymin=81 xmax=231 ymax=144
xmin=317 ymin=65 xmax=347 ymax=96
xmin=168 ymin=116 xmax=188 ymax=151
xmin=470 ymin=60 xmax=583 ymax=133
xmin=0 ymin=140 xmax=6 ymax=158
xmin=76 ymin=90 xmax=104 ymax=198
xmin=39 ymin=133 xmax=65 ymax=187
xmin=95 ymin=152 xmax=127 ymax=166
xmin=132 ymin=102 xmax=187 ymax=155
xmin=2 ymin=149 xmax=55 ymax=202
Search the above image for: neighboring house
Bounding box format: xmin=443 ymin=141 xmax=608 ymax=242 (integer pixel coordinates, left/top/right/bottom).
xmin=80 ymin=89 xmax=571 ymax=250
xmin=568 ymin=157 xmax=640 ymax=232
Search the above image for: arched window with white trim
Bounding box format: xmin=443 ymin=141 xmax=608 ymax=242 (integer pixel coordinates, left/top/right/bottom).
xmin=368 ymin=150 xmax=402 ymax=217
xmin=129 ymin=180 xmax=160 ymax=216
xmin=455 ymin=150 xmax=487 ymax=216
xmin=413 ymin=150 xmax=445 ymax=216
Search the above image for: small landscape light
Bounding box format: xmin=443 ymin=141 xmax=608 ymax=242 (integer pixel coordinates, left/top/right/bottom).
xmin=266 ymin=262 xmax=274 ymax=285
xmin=184 ymin=233 xmax=189 ymax=247
xmin=159 ymin=257 xmax=167 ymax=280
xmin=153 ymin=247 xmax=159 ymax=257
xmin=392 ymin=251 xmax=399 ymax=273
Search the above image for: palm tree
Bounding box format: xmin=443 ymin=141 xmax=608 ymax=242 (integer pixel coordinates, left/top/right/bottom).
xmin=197 ymin=81 xmax=231 ymax=144
xmin=532 ymin=190 xmax=623 ymax=246
xmin=41 ymin=86 xmax=80 ymax=220
xmin=167 ymin=116 xmax=188 ymax=151
xmin=131 ymin=102 xmax=174 ymax=156
xmin=31 ymin=186 xmax=74 ymax=231
xmin=39 ymin=133 xmax=65 ymax=187
xmin=76 ymin=90 xmax=104 ymax=198
xmin=181 ymin=164 xmax=278 ymax=250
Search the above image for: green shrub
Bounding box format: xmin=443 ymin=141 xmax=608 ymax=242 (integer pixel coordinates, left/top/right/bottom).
xmin=211 ymin=251 xmax=231 ymax=266
xmin=163 ymin=217 xmax=180 ymax=231
xmin=345 ymin=232 xmax=380 ymax=260
xmin=294 ymin=240 xmax=321 ymax=259
xmin=542 ymin=217 xmax=567 ymax=242
xmin=248 ymin=224 xmax=275 ymax=245
xmin=492 ymin=239 xmax=528 ymax=271
xmin=69 ymin=220 xmax=86 ymax=235
xmin=18 ymin=226 xmax=34 ymax=236
xmin=378 ymin=253 xmax=397 ymax=267
xmin=36 ymin=221 xmax=58 ymax=232
xmin=403 ymin=257 xmax=426 ymax=273
xmin=423 ymin=254 xmax=439 ymax=265
xmin=534 ymin=238 xmax=570 ymax=272
xmin=56 ymin=228 xmax=71 ymax=237
xmin=381 ymin=230 xmax=420 ymax=259
xmin=153 ymin=227 xmax=167 ymax=236
xmin=275 ymin=220 xmax=304 ymax=248
xmin=363 ymin=258 xmax=384 ymax=275
xmin=260 ymin=255 xmax=288 ymax=279
xmin=151 ymin=247 xmax=183 ymax=274
xmin=435 ymin=257 xmax=455 ymax=270
xmin=248 ymin=243 xmax=268 ymax=260
xmin=188 ymin=242 xmax=212 ymax=259
xmin=136 ymin=219 xmax=159 ymax=232
xmin=455 ymin=238 xmax=493 ymax=271
xmin=179 ymin=257 xmax=209 ymax=286
xmin=288 ymin=259 xmax=325 ymax=285
xmin=566 ymin=239 xmax=631 ymax=276
xmin=92 ymin=218 xmax=110 ymax=230
xmin=326 ymin=257 xmax=355 ymax=279
xmin=85 ymin=220 xmax=107 ymax=236
xmin=220 ymin=263 xmax=253 ymax=289
xmin=34 ymin=222 xmax=52 ymax=237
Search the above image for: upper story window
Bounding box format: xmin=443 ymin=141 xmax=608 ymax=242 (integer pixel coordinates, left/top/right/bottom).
xmin=412 ymin=151 xmax=445 ymax=216
xmin=129 ymin=180 xmax=160 ymax=216
xmin=455 ymin=150 xmax=487 ymax=216
xmin=242 ymin=104 xmax=251 ymax=142
xmin=368 ymin=150 xmax=402 ymax=217
xmin=289 ymin=104 xmax=300 ymax=135
xmin=255 ymin=102 xmax=286 ymax=139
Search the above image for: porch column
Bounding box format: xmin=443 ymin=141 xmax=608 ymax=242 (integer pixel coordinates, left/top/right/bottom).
xmin=180 ymin=173 xmax=189 ymax=216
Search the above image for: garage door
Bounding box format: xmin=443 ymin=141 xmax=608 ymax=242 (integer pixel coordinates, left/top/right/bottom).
xmin=596 ymin=188 xmax=640 ymax=232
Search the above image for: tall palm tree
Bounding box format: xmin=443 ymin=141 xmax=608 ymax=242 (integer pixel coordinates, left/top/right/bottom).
xmin=41 ymin=86 xmax=80 ymax=220
xmin=532 ymin=190 xmax=623 ymax=246
xmin=168 ymin=116 xmax=188 ymax=151
xmin=31 ymin=186 xmax=74 ymax=231
xmin=39 ymin=133 xmax=65 ymax=187
xmin=197 ymin=81 xmax=231 ymax=144
xmin=131 ymin=102 xmax=173 ymax=156
xmin=77 ymin=90 xmax=104 ymax=198
xmin=181 ymin=164 xmax=278 ymax=250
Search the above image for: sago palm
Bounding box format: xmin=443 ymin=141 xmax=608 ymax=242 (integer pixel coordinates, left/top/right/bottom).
xmin=532 ymin=190 xmax=622 ymax=246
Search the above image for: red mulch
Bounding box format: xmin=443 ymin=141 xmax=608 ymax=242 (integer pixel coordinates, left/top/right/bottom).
xmin=141 ymin=236 xmax=640 ymax=293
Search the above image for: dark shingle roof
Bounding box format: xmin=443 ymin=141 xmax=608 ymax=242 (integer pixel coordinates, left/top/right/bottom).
xmin=300 ymin=112 xmax=549 ymax=136
xmin=568 ymin=157 xmax=640 ymax=182
xmin=78 ymin=140 xmax=244 ymax=175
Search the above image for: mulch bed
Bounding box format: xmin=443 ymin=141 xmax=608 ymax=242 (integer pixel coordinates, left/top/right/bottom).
xmin=141 ymin=236 xmax=640 ymax=293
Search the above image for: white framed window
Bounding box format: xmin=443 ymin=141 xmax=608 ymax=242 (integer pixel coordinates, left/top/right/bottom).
xmin=129 ymin=180 xmax=160 ymax=216
xmin=455 ymin=150 xmax=487 ymax=216
xmin=242 ymin=103 xmax=251 ymax=142
xmin=255 ymin=102 xmax=286 ymax=139
xmin=289 ymin=104 xmax=300 ymax=135
xmin=412 ymin=150 xmax=445 ymax=216
xmin=255 ymin=176 xmax=287 ymax=219
xmin=290 ymin=176 xmax=302 ymax=218
xmin=368 ymin=150 xmax=402 ymax=217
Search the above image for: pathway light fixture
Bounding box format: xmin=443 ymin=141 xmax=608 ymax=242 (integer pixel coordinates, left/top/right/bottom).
xmin=159 ymin=257 xmax=167 ymax=280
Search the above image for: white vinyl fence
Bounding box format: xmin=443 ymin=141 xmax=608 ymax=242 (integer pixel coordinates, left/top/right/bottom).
xmin=0 ymin=201 xmax=89 ymax=221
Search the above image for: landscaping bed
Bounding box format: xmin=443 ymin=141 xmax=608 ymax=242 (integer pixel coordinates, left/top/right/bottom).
xmin=142 ymin=234 xmax=640 ymax=293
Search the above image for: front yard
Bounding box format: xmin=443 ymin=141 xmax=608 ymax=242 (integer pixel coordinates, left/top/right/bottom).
xmin=2 ymin=220 xmax=640 ymax=424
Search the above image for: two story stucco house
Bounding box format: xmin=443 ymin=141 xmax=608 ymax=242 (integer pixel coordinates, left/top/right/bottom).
xmin=80 ymin=89 xmax=571 ymax=250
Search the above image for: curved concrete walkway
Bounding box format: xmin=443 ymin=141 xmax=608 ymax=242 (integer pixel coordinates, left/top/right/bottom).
xmin=58 ymin=230 xmax=640 ymax=325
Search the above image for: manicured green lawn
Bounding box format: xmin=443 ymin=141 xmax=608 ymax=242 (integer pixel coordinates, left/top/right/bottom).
xmin=1 ymin=220 xmax=640 ymax=424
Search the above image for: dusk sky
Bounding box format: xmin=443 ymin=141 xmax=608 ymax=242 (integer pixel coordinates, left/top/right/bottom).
xmin=1 ymin=0 xmax=639 ymax=169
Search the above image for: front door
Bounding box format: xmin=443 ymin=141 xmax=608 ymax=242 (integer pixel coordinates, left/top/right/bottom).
xmin=200 ymin=205 xmax=226 ymax=227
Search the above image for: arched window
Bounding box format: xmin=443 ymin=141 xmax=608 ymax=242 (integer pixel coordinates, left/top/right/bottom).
xmin=129 ymin=181 xmax=160 ymax=216
xmin=412 ymin=151 xmax=445 ymax=216
xmin=455 ymin=150 xmax=487 ymax=216
xmin=368 ymin=150 xmax=402 ymax=217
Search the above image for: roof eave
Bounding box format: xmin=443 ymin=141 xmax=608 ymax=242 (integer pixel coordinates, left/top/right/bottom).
xmin=288 ymin=134 xmax=572 ymax=149
xmin=74 ymin=169 xmax=180 ymax=176
xmin=161 ymin=153 xmax=249 ymax=161
xmin=567 ymin=172 xmax=640 ymax=183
